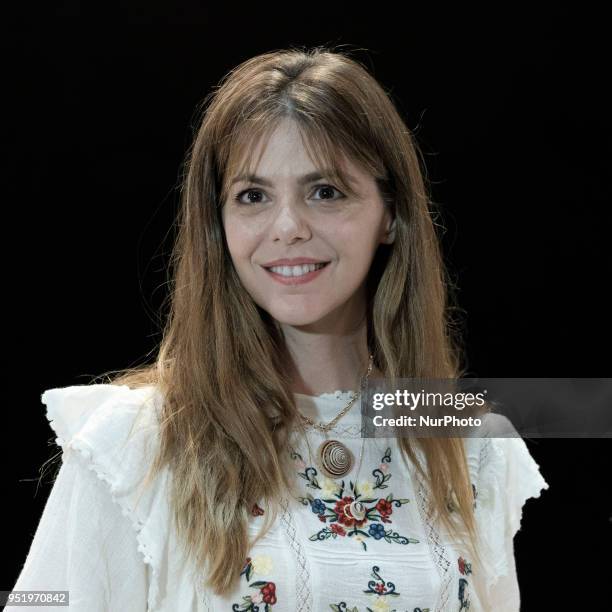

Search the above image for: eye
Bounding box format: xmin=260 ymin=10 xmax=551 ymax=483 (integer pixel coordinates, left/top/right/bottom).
xmin=311 ymin=184 xmax=345 ymax=201
xmin=232 ymin=184 xmax=345 ymax=206
xmin=234 ymin=188 xmax=268 ymax=205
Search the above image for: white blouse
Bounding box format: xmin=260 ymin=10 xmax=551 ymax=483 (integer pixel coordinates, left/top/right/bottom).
xmin=11 ymin=383 xmax=548 ymax=611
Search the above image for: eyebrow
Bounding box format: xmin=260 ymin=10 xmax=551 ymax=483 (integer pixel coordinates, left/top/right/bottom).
xmin=230 ymin=170 xmax=351 ymax=187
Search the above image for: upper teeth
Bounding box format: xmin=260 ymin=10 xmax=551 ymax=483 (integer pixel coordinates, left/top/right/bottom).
xmin=268 ymin=263 xmax=326 ymax=276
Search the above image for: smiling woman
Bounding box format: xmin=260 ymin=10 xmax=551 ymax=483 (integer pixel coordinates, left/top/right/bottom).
xmin=13 ymin=46 xmax=547 ymax=612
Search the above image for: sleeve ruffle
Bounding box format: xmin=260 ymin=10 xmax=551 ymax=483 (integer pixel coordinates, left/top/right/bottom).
xmin=471 ymin=414 xmax=549 ymax=594
xmin=41 ymin=383 xmax=169 ymax=611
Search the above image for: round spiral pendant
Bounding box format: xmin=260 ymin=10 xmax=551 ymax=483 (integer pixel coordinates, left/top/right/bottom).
xmin=317 ymin=439 xmax=353 ymax=479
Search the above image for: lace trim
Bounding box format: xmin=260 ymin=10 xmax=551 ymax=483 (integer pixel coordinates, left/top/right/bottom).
xmin=476 ymin=437 xmax=492 ymax=508
xmin=295 ymin=390 xmax=357 ymax=400
xmin=413 ymin=469 xmax=453 ymax=612
xmin=279 ymin=496 xmax=313 ymax=611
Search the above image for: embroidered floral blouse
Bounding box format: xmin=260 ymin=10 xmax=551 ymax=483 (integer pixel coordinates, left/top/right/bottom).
xmin=12 ymin=384 xmax=548 ymax=611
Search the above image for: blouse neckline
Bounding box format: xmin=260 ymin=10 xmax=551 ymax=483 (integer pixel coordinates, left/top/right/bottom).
xmin=292 ymin=390 xmax=364 ymax=435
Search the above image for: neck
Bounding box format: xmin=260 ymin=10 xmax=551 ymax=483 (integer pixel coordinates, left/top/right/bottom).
xmin=281 ymin=311 xmax=380 ymax=397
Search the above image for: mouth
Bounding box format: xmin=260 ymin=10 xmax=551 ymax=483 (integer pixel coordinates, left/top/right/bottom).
xmin=261 ymin=261 xmax=331 ymax=284
xmin=263 ymin=261 xmax=329 ymax=276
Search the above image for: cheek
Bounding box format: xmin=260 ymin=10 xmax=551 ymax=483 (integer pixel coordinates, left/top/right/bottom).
xmin=334 ymin=220 xmax=381 ymax=258
xmin=224 ymin=220 xmax=257 ymax=261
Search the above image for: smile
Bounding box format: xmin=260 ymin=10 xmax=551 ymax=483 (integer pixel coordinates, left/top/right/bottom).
xmin=262 ymin=262 xmax=330 ymax=285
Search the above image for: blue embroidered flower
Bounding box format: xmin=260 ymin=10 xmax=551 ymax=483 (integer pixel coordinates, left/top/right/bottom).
xmin=310 ymin=498 xmax=326 ymax=515
xmin=369 ymin=523 xmax=386 ymax=539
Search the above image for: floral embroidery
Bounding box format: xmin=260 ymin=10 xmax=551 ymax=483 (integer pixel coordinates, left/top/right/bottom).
xmin=291 ymin=447 xmax=419 ymax=551
xmin=232 ymin=555 xmax=278 ymax=610
xmin=457 ymin=556 xmax=473 ymax=610
xmin=458 ymin=579 xmax=469 ymax=611
xmin=251 ymin=502 xmax=265 ymax=516
xmin=329 ymin=564 xmax=430 ymax=612
xmin=458 ymin=556 xmax=472 ymax=576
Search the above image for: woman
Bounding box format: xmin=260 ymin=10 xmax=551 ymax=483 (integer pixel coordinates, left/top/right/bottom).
xmin=12 ymin=47 xmax=548 ymax=611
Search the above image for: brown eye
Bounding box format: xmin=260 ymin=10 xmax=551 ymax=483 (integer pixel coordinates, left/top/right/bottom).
xmin=312 ymin=184 xmax=344 ymax=201
xmin=234 ymin=189 xmax=267 ymax=205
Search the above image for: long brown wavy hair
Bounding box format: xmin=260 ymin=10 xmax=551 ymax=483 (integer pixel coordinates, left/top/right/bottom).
xmin=93 ymin=45 xmax=481 ymax=596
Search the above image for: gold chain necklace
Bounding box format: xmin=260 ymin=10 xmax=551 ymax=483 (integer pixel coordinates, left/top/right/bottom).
xmin=298 ymin=354 xmax=374 ymax=479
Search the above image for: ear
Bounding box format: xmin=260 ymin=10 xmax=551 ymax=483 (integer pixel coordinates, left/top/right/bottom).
xmin=381 ymin=214 xmax=396 ymax=245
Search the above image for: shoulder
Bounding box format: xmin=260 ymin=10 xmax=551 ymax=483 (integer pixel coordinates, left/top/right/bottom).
xmin=41 ymin=381 xmax=167 ymax=505
xmin=40 ymin=382 xmax=169 ymax=609
xmin=42 ymin=382 xmax=162 ymax=451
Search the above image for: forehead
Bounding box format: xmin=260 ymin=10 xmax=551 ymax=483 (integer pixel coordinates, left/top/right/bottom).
xmin=230 ymin=120 xmax=320 ymax=173
xmin=226 ymin=118 xmax=365 ymax=188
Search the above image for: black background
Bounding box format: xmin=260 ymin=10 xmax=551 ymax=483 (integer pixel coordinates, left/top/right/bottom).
xmin=4 ymin=3 xmax=611 ymax=610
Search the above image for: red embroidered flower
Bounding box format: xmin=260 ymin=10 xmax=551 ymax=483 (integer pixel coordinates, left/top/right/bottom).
xmin=330 ymin=523 xmax=346 ymax=536
xmin=261 ymin=581 xmax=277 ymax=605
xmin=375 ymin=581 xmax=386 ymax=594
xmin=334 ymin=496 xmax=367 ymax=527
xmin=458 ymin=556 xmax=472 ymax=575
xmin=376 ymin=498 xmax=393 ymax=518
xmin=251 ymin=503 xmax=265 ymax=516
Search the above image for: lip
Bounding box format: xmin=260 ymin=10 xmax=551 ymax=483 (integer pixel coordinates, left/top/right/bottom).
xmin=262 ymin=257 xmax=329 ymax=266
xmin=262 ymin=261 xmax=330 ymax=285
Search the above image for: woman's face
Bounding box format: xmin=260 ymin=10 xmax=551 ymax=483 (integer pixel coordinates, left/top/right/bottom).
xmin=221 ymin=118 xmax=394 ymax=330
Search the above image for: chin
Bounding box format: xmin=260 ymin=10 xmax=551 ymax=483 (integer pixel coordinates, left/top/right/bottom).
xmin=268 ymin=313 xmax=325 ymax=327
xmin=264 ymin=305 xmax=333 ymax=328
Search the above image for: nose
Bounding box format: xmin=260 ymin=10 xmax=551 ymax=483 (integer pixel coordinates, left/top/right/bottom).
xmin=269 ymin=197 xmax=312 ymax=243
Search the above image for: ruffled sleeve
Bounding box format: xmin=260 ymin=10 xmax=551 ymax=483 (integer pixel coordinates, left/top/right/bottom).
xmin=11 ymin=383 xmax=170 ymax=612
xmin=470 ymin=413 xmax=549 ymax=611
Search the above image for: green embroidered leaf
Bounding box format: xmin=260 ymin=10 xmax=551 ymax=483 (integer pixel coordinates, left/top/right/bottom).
xmin=348 ymin=528 xmax=370 ymax=537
